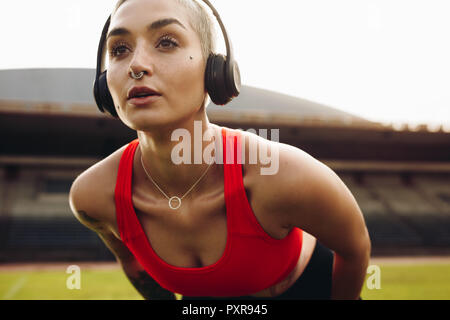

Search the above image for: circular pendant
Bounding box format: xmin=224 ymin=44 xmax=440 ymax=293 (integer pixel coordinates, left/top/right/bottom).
xmin=168 ymin=196 xmax=182 ymax=210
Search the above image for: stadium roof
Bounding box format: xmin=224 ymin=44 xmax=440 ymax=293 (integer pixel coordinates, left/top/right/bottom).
xmin=0 ymin=68 xmax=376 ymax=124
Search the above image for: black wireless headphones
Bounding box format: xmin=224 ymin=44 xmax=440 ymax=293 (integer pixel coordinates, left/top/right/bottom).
xmin=93 ymin=0 xmax=241 ymax=118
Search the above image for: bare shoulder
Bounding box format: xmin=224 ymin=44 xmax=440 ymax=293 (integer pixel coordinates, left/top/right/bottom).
xmin=239 ymin=130 xmax=339 ymax=228
xmin=238 ymin=128 xmax=319 ymax=194
xmin=254 ymin=138 xmax=370 ymax=256
xmin=69 ymin=142 xmax=131 ymax=233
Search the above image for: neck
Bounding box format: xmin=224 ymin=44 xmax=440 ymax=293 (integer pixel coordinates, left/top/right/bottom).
xmin=137 ymin=113 xmax=221 ymax=198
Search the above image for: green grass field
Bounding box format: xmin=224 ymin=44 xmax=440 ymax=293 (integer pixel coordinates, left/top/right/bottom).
xmin=1 ymin=263 xmax=449 ymax=300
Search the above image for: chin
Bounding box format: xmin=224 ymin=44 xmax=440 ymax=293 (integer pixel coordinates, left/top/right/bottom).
xmin=127 ymin=117 xmax=168 ymax=132
xmin=124 ymin=112 xmax=180 ymax=132
xmin=120 ymin=101 xmax=198 ymax=131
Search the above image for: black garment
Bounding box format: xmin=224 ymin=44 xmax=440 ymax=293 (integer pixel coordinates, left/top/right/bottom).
xmin=182 ymin=240 xmax=335 ymax=300
xmin=272 ymin=240 xmax=334 ymax=300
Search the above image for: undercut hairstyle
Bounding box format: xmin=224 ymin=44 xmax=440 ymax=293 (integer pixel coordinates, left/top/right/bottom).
xmin=112 ymin=0 xmax=217 ymax=62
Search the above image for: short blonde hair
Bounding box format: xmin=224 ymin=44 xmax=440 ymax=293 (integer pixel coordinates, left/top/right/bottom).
xmin=112 ymin=0 xmax=217 ymax=61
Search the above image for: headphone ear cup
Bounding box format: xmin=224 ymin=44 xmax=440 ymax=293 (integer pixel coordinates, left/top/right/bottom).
xmin=225 ymin=60 xmax=241 ymax=99
xmin=95 ymin=71 xmax=118 ymax=118
xmin=205 ymin=53 xmax=229 ymax=105
xmin=205 ymin=53 xmax=241 ymax=106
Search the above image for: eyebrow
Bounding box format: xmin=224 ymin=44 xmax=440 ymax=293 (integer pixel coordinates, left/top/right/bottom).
xmin=106 ymin=18 xmax=186 ymax=41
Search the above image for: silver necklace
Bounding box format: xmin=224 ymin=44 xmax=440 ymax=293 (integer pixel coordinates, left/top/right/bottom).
xmin=140 ymin=151 xmax=215 ymax=210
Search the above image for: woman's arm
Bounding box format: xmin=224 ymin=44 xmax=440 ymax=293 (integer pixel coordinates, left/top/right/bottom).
xmin=96 ymin=225 xmax=177 ymax=300
xmin=69 ymin=175 xmax=176 ymax=300
xmin=258 ymin=143 xmax=371 ymax=299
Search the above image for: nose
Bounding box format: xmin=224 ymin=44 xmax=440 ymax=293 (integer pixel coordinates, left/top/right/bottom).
xmin=128 ymin=41 xmax=154 ymax=79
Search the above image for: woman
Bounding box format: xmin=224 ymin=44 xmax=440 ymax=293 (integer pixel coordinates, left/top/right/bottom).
xmin=69 ymin=0 xmax=371 ymax=300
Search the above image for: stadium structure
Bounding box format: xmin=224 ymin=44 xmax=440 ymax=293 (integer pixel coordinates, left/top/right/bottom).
xmin=0 ymin=68 xmax=449 ymax=262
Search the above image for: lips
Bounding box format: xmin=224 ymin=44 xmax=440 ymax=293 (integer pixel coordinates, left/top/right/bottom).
xmin=127 ymin=86 xmax=161 ymax=100
xmin=129 ymin=95 xmax=160 ymax=107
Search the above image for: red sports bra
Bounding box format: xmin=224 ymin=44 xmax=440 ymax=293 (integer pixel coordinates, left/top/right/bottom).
xmin=114 ymin=126 xmax=303 ymax=297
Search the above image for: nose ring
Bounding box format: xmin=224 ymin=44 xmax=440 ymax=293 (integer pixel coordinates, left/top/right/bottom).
xmin=130 ymin=70 xmax=145 ymax=80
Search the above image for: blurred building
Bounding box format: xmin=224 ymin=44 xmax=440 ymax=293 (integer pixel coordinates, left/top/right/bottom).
xmin=0 ymin=68 xmax=449 ymax=262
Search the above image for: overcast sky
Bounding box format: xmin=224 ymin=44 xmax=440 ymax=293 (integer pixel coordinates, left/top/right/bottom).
xmin=1 ymin=0 xmax=449 ymax=129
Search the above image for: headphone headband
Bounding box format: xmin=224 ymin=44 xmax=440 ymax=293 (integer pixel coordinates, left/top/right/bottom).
xmin=201 ymin=0 xmax=235 ymax=72
xmin=93 ymin=0 xmax=241 ymax=117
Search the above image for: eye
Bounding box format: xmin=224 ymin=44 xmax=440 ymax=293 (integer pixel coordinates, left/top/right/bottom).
xmin=157 ymin=35 xmax=179 ymax=50
xmin=109 ymin=42 xmax=130 ymax=58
